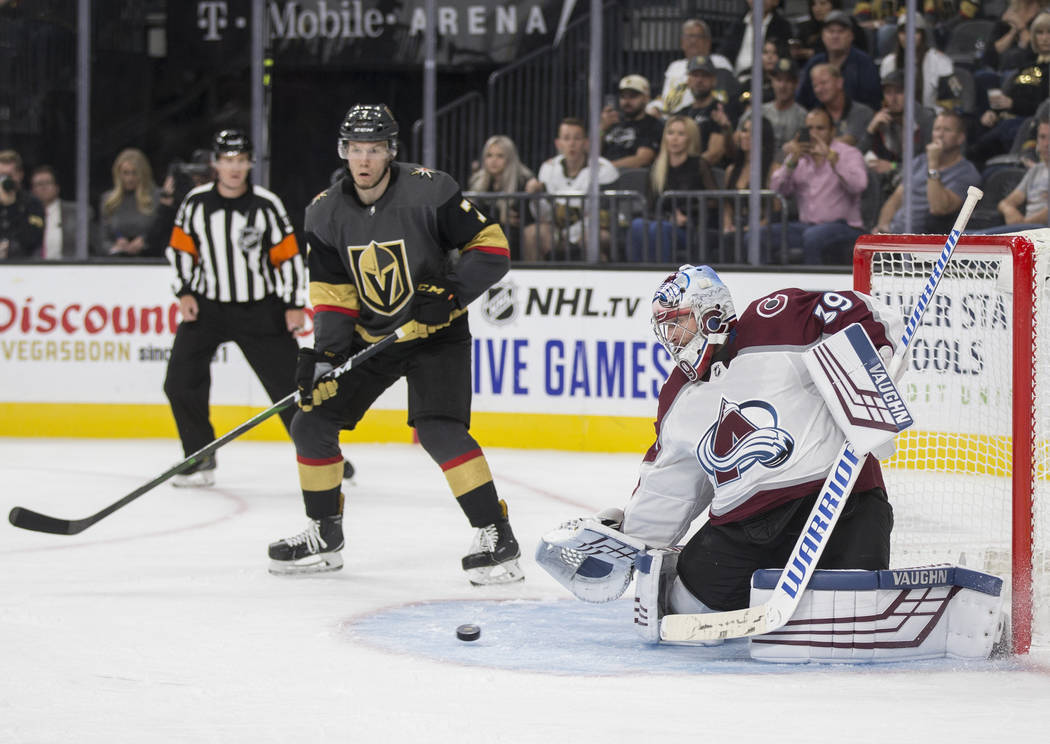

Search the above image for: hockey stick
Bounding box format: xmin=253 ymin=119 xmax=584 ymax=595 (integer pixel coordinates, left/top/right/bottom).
xmin=661 ymin=185 xmax=984 ymax=643
xmin=8 ymin=326 xmax=407 ymax=536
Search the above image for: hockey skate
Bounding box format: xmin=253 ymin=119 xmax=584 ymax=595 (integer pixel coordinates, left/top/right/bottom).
xmin=172 ymin=454 xmax=216 ymax=488
xmin=268 ymin=515 xmax=344 ymax=575
xmin=462 ymin=501 xmax=524 ymax=586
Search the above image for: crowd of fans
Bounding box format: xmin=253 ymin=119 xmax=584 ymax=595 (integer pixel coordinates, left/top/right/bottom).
xmin=4 ymin=2 xmax=1050 ymax=266
xmin=467 ymin=2 xmax=1050 ymax=262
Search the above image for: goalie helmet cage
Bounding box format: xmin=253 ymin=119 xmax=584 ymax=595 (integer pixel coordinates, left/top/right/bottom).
xmin=854 ymin=231 xmax=1049 ymax=654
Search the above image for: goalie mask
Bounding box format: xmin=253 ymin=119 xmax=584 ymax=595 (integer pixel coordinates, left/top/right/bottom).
xmin=652 ymin=264 xmax=736 ymax=382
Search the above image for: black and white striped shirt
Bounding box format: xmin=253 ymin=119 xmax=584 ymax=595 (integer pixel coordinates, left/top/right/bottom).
xmin=166 ymin=182 xmax=306 ymax=307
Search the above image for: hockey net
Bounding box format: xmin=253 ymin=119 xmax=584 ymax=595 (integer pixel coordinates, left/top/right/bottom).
xmin=854 ymin=231 xmax=1050 ymax=653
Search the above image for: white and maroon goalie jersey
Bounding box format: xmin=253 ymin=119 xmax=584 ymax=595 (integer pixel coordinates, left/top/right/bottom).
xmin=622 ymin=288 xmax=903 ymax=548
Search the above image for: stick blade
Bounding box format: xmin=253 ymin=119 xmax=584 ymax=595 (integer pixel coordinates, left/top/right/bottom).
xmin=660 ymin=605 xmax=779 ymax=643
xmin=9 ymin=506 xmax=80 ymax=535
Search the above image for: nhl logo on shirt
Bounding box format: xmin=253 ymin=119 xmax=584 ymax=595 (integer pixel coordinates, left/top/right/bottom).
xmin=480 ymin=281 xmax=517 ymax=325
xmin=237 ymin=225 xmax=264 ymax=254
xmin=696 ymin=397 xmax=795 ymax=486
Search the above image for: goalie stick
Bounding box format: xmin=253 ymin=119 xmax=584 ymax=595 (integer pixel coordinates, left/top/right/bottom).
xmin=660 ymin=185 xmax=985 ymax=643
xmin=8 ymin=326 xmax=407 ymax=536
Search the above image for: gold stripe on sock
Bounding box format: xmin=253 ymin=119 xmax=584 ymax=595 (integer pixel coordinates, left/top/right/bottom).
xmin=444 ymin=454 xmax=494 ymax=498
xmin=298 ymin=461 xmax=344 ymax=492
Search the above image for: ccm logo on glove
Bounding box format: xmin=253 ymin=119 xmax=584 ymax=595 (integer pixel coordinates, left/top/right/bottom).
xmin=412 ymin=281 xmax=457 ymax=326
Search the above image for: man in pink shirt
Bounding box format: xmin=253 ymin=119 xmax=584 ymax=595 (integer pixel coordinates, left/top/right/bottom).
xmin=768 ymin=108 xmax=868 ymax=264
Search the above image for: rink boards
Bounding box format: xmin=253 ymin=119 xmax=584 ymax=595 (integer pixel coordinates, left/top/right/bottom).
xmin=0 ymin=264 xmax=868 ymax=451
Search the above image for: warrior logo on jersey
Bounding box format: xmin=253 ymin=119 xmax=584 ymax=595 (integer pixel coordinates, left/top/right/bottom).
xmin=346 ymin=239 xmax=412 ymax=316
xmin=237 ymin=225 xmax=264 ymax=254
xmin=696 ymin=398 xmax=795 ymax=486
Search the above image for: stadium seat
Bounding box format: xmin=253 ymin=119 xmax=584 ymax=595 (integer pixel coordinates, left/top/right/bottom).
xmin=938 ymin=67 xmax=977 ymax=114
xmin=945 ymin=20 xmax=997 ymax=68
xmin=967 ymin=166 xmax=1026 ymax=230
xmin=610 ymin=167 xmax=650 ymax=195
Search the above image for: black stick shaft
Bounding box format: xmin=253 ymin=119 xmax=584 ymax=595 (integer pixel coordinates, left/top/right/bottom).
xmin=9 ymin=330 xmax=402 ymax=535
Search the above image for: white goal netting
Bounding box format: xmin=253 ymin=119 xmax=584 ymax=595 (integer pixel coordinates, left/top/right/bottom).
xmin=857 ymin=231 xmax=1050 ymax=651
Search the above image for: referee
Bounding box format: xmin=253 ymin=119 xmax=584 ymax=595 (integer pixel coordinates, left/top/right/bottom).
xmin=163 ymin=130 xmax=324 ymax=487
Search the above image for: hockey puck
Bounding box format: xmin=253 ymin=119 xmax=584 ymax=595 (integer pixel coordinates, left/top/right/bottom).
xmin=456 ymin=623 xmax=481 ymax=642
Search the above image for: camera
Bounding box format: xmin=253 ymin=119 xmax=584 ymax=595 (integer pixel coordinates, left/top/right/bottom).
xmin=165 ymin=153 xmax=213 ymax=205
xmin=797 ymin=127 xmax=811 ymax=144
xmin=0 ymin=175 xmax=16 ymax=194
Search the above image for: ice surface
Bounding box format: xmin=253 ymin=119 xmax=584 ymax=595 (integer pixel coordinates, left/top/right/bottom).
xmin=2 ymin=438 xmax=1048 ymax=743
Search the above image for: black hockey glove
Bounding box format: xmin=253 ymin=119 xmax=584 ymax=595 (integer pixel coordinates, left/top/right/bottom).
xmin=411 ymin=280 xmax=457 ymax=326
xmin=296 ymin=348 xmax=340 ymax=412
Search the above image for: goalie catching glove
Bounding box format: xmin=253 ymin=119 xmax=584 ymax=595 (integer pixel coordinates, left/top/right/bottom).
xmin=296 ymin=348 xmax=342 ymax=411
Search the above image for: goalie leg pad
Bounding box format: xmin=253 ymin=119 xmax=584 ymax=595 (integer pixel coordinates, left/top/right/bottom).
xmin=635 ymin=549 xmax=726 ymax=645
xmin=633 ymin=549 xmax=678 ymax=642
xmin=748 ymin=565 xmax=1005 ymax=663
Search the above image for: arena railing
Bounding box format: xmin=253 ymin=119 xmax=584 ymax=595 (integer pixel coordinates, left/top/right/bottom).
xmin=463 ymin=189 xmax=792 ymax=266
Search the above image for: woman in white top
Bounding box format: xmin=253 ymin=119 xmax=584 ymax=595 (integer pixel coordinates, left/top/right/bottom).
xmin=879 ymin=18 xmax=953 ymax=111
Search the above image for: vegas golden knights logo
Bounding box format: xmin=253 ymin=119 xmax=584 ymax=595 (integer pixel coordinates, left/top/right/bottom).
xmin=346 ymin=239 xmax=412 ymax=316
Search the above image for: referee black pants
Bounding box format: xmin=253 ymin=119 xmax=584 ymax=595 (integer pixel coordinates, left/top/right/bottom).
xmin=164 ymin=295 xmax=298 ymax=456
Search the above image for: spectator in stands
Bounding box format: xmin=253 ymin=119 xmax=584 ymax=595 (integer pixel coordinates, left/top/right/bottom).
xmin=29 ymin=165 xmax=96 ymax=259
xmin=971 ymin=11 xmax=1050 ymax=168
xmin=797 ymin=10 xmax=883 ymax=111
xmin=468 ymin=135 xmax=535 ymax=260
xmin=875 ymin=111 xmax=981 ymax=234
xmin=879 ymin=15 xmax=953 ymax=111
xmin=792 ymin=0 xmax=869 ymax=62
xmin=981 ymin=0 xmax=1048 ymax=72
xmin=649 ymin=19 xmax=733 ymax=118
xmin=523 ymin=117 xmax=618 ymax=261
xmin=858 ymin=70 xmax=936 ymax=199
xmin=601 ymin=75 xmax=664 ymax=169
xmin=811 ymin=63 xmax=876 ymax=146
xmin=99 ymin=148 xmax=160 ymax=257
xmin=150 ymin=150 xmax=213 ymax=262
xmin=740 ymin=40 xmax=786 ymax=105
xmin=722 ymin=115 xmax=778 ymax=238
xmin=0 ymin=149 xmax=43 ymax=260
xmin=600 ymin=94 xmax=620 ymax=139
xmin=763 ymin=57 xmax=808 ymax=162
xmin=769 ymin=108 xmax=868 ymax=263
xmin=626 ymin=114 xmax=718 ymax=262
xmin=994 ymin=119 xmax=1050 ymax=228
xmin=718 ymin=0 xmax=794 ymax=80
xmin=679 ymin=56 xmax=736 ymax=167
xmin=851 ymin=1 xmax=901 ymax=60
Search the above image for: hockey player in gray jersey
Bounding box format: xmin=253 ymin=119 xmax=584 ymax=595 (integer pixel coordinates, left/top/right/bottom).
xmin=268 ymin=104 xmax=523 ymax=585
xmin=538 ymin=264 xmax=900 ymax=615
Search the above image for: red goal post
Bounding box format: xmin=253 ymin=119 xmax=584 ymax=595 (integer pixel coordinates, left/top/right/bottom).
xmin=854 ymin=232 xmax=1047 ymax=653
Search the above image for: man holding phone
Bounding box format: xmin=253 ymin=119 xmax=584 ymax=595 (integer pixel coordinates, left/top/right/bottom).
xmin=767 ymin=108 xmax=868 ymax=264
